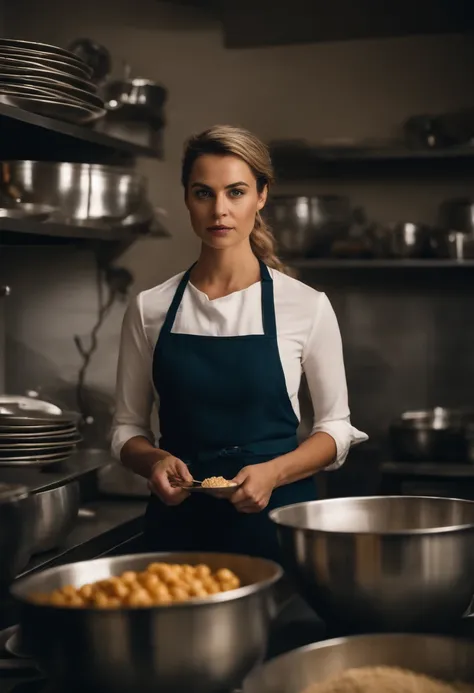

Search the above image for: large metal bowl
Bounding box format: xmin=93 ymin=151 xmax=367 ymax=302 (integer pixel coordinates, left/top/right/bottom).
xmin=243 ymin=633 xmax=474 ymax=693
xmin=270 ymin=496 xmax=474 ymax=633
xmin=29 ymin=481 xmax=80 ymax=554
xmin=11 ymin=551 xmax=282 ymax=693
xmin=0 ymin=484 xmax=32 ymax=595
xmin=2 ymin=161 xmax=147 ymax=222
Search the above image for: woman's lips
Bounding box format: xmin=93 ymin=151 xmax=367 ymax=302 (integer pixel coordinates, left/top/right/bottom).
xmin=207 ymin=225 xmax=233 ymax=236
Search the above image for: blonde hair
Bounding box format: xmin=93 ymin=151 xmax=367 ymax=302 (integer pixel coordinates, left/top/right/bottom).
xmin=181 ymin=124 xmax=286 ymax=273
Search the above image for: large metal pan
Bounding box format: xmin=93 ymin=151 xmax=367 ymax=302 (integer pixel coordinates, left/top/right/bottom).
xmin=243 ymin=633 xmax=474 ymax=693
xmin=12 ymin=552 xmax=282 ymax=693
xmin=270 ymin=495 xmax=474 ymax=633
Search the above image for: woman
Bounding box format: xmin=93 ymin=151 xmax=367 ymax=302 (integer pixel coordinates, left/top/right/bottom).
xmin=111 ymin=125 xmax=367 ymax=562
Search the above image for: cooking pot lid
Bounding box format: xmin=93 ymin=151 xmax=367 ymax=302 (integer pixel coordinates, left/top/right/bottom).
xmin=0 ymin=482 xmax=28 ymax=502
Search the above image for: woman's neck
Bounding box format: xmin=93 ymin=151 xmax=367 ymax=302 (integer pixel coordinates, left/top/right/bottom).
xmin=190 ymin=242 xmax=261 ymax=299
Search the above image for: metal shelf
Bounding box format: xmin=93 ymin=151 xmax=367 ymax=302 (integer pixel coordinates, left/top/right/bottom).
xmin=290 ymin=258 xmax=474 ymax=269
xmin=270 ymin=143 xmax=474 ymax=179
xmin=0 ymin=102 xmax=161 ymax=162
xmin=0 ymin=216 xmax=170 ymax=247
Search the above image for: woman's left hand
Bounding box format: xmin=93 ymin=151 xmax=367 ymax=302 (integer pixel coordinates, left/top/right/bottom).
xmin=230 ymin=462 xmax=278 ymax=513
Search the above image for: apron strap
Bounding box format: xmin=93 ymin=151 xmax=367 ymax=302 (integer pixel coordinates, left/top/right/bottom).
xmin=259 ymin=261 xmax=277 ymax=338
xmin=161 ymin=264 xmax=195 ymax=335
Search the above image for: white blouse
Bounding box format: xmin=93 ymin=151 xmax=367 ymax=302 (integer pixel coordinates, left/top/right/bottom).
xmin=111 ymin=268 xmax=368 ymax=470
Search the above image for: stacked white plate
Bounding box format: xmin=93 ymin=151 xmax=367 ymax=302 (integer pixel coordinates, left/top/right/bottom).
xmin=0 ymin=396 xmax=82 ymax=466
xmin=0 ymin=38 xmax=105 ymax=123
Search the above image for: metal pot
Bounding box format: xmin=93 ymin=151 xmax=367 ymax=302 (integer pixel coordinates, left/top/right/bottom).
xmin=439 ymin=198 xmax=474 ymax=233
xmin=103 ymin=77 xmax=167 ymax=118
xmin=431 ymin=229 xmax=474 ymax=260
xmin=12 ymin=551 xmax=282 ymax=693
xmin=1 ymin=161 xmax=148 ymax=223
xmin=0 ymin=483 xmax=32 ymax=595
xmin=366 ymin=222 xmax=432 ymax=258
xmin=390 ymin=407 xmax=474 ymax=462
xmin=270 ymin=495 xmax=474 ymax=633
xmin=263 ymin=195 xmax=351 ymax=257
xmin=29 ymin=481 xmax=80 ymax=554
xmin=243 ymin=633 xmax=474 ymax=693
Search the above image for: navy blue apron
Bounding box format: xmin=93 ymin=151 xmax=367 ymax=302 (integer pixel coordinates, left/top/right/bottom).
xmin=145 ymin=261 xmax=317 ymax=562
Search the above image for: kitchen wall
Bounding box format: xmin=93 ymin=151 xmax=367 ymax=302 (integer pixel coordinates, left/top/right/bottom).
xmin=2 ymin=0 xmax=474 ymax=451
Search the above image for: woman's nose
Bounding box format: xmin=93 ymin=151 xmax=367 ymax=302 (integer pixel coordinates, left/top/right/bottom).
xmin=212 ymin=193 xmax=228 ymax=219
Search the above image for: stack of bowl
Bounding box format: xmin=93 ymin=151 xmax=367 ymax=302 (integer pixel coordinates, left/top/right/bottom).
xmin=0 ymin=38 xmax=104 ymax=123
xmin=0 ymin=397 xmax=81 ymax=467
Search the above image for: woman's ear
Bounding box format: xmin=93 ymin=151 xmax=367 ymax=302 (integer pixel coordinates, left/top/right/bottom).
xmin=257 ymin=184 xmax=268 ymax=211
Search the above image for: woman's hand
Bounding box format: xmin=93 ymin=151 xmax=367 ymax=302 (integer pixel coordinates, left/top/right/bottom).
xmin=230 ymin=462 xmax=278 ymax=513
xmin=148 ymin=455 xmax=193 ymax=506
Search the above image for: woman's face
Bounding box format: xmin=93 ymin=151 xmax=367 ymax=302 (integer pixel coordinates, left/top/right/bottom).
xmin=185 ymin=154 xmax=267 ymax=250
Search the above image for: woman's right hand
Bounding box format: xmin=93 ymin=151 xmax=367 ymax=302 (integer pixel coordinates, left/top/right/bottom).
xmin=148 ymin=455 xmax=194 ymax=505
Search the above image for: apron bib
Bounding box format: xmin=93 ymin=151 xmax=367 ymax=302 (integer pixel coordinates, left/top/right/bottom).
xmin=145 ymin=261 xmax=317 ymax=562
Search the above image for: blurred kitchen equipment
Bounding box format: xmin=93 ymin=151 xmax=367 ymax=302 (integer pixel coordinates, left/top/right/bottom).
xmin=403 ymin=114 xmax=448 ymax=149
xmin=366 ymin=222 xmax=432 ymax=258
xmin=28 ymin=481 xmax=80 ymax=554
xmin=103 ymin=64 xmax=167 ymax=118
xmin=243 ymin=633 xmax=474 ymax=693
xmin=439 ymin=198 xmax=474 ymax=233
xmin=1 ymin=162 xmax=149 ymax=225
xmin=95 ymin=64 xmax=167 ymax=152
xmin=67 ymin=38 xmax=112 ymax=84
xmin=270 ymin=495 xmax=474 ymax=633
xmin=0 ymin=395 xmax=62 ymax=415
xmin=390 ymin=407 xmax=474 ymax=462
xmin=263 ymin=195 xmax=352 ymax=257
xmin=0 ymin=483 xmax=31 ymax=595
xmin=13 ymin=551 xmax=282 ymax=693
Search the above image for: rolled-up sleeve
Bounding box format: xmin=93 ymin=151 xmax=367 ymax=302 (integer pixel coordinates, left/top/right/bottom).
xmin=111 ymin=294 xmax=155 ymax=460
xmin=302 ymin=293 xmax=368 ymax=470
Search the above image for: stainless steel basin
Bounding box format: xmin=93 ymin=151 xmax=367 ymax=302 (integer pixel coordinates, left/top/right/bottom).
xmin=2 ymin=161 xmax=148 ymax=222
xmin=243 ymin=633 xmax=474 ymax=693
xmin=11 ymin=551 xmax=282 ymax=693
xmin=270 ymin=496 xmax=474 ymax=633
xmin=0 ymin=483 xmax=32 ymax=594
xmin=29 ymin=481 xmax=80 ymax=554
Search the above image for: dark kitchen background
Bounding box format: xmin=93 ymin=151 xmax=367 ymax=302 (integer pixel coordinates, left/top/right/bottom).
xmin=2 ymin=0 xmax=474 ymax=501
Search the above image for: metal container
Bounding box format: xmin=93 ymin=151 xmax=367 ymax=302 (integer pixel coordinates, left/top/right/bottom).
xmin=439 ymin=198 xmax=474 ymax=233
xmin=366 ymin=222 xmax=432 ymax=258
xmin=243 ymin=633 xmax=474 ymax=693
xmin=29 ymin=481 xmax=80 ymax=554
xmin=432 ymin=229 xmax=474 ymax=260
xmin=1 ymin=161 xmax=148 ymax=223
xmin=103 ymin=77 xmax=167 ymax=117
xmin=263 ymin=195 xmax=351 ymax=257
xmin=390 ymin=407 xmax=474 ymax=462
xmin=0 ymin=483 xmax=32 ymax=595
xmin=11 ymin=551 xmax=282 ymax=693
xmin=270 ymin=496 xmax=474 ymax=633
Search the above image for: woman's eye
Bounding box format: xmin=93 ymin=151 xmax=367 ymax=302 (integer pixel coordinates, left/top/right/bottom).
xmin=229 ymin=188 xmax=244 ymax=198
xmin=195 ymin=189 xmax=211 ymax=199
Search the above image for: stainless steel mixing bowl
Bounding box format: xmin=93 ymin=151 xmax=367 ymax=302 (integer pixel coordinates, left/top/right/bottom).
xmin=0 ymin=483 xmax=32 ymax=595
xmin=270 ymin=496 xmax=474 ymax=633
xmin=2 ymin=161 xmax=147 ymax=222
xmin=243 ymin=633 xmax=474 ymax=693
xmin=11 ymin=551 xmax=282 ymax=693
xmin=29 ymin=481 xmax=80 ymax=554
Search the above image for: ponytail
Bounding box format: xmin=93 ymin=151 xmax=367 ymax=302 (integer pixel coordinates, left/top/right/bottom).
xmin=250 ymin=211 xmax=287 ymax=274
